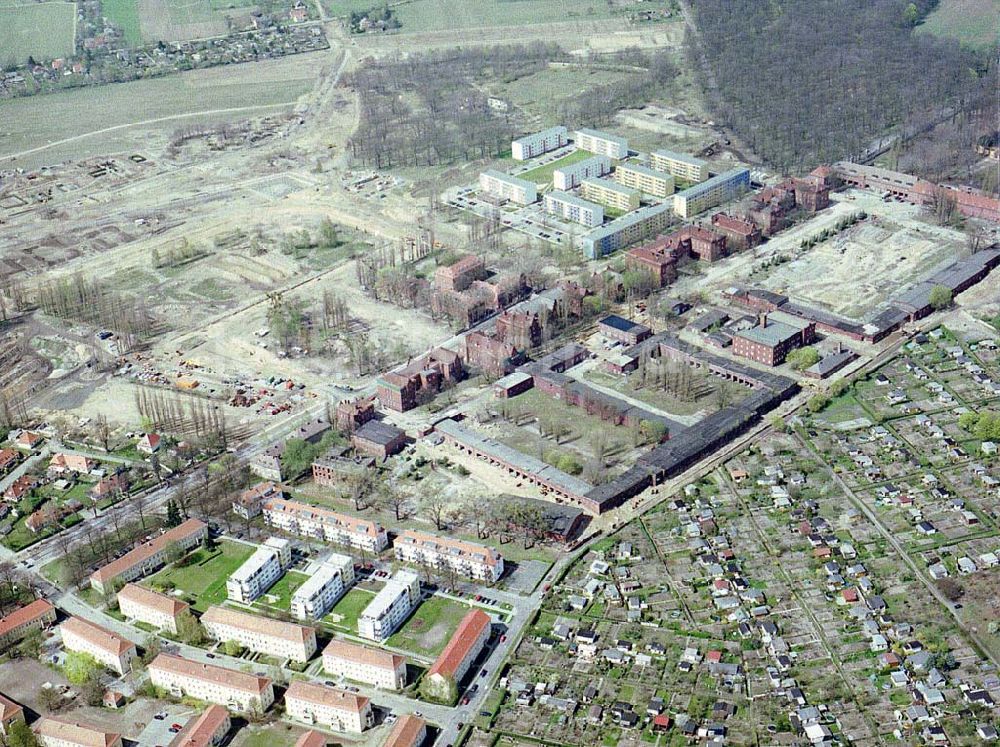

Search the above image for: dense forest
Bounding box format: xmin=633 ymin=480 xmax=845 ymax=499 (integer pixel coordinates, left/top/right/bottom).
xmin=688 ymin=0 xmax=995 ymax=175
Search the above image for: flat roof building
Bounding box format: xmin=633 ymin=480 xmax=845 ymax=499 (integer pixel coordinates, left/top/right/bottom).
xmin=581 ymin=178 xmax=640 ymax=213
xmin=512 ymin=126 xmax=568 ymax=161
xmin=479 ymin=170 xmax=537 ymax=205
xmin=60 ymin=617 xmax=137 ymax=675
xmin=543 ymin=191 xmax=604 ymax=227
xmin=553 ymin=155 xmax=611 ymax=191
xmin=732 ymin=311 xmax=815 ymax=366
xmin=575 ymin=128 xmax=628 ymax=159
xmin=394 ymin=530 xmax=504 ymax=583
xmin=614 ymin=162 xmax=675 ymax=198
xmin=90 ymin=519 xmax=208 ymax=594
xmin=117 ymin=583 xmax=189 ymax=635
xmin=580 ymin=202 xmax=673 ymax=259
xmin=673 ymin=168 xmax=751 ymax=218
xmin=359 ymin=570 xmax=420 ymax=642
xmin=291 ymin=554 xmax=355 ymax=622
xmin=226 ymin=537 xmax=292 ymax=604
xmin=650 ymin=149 xmax=708 ymax=183
xmin=201 ymin=606 xmax=317 ymax=663
xmin=284 ymin=681 xmax=373 ymax=734
xmin=148 ymin=654 xmax=274 ymax=713
xmin=263 ymin=498 xmax=388 ymax=553
xmin=322 ymin=639 xmax=407 ymax=690
xmin=598 ymin=315 xmax=652 ymax=346
xmin=351 ymin=420 xmax=406 ymax=461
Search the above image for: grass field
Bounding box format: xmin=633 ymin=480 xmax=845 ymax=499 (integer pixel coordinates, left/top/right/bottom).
xmin=102 ymin=0 xmax=142 ymax=45
xmin=146 ymin=540 xmax=254 ymax=612
xmin=387 ymin=596 xmax=471 ymax=658
xmin=0 ymin=2 xmax=76 ymax=66
xmin=393 ymin=0 xmax=664 ymax=32
xmin=322 ymin=587 xmax=375 ymax=633
xmin=320 ymin=0 xmax=379 ymax=15
xmin=0 ymin=56 xmax=319 ymax=164
xmin=254 ymin=570 xmax=309 ymax=612
xmin=518 ymin=149 xmax=595 ymax=185
xmin=918 ymin=0 xmax=999 ymax=49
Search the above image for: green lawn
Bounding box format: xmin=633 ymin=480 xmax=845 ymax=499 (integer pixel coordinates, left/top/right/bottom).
xmin=322 ymin=587 xmax=375 ymax=633
xmin=518 ymin=149 xmax=595 ymax=185
xmin=101 ymin=0 xmax=141 ymax=45
xmin=253 ymin=571 xmax=309 ymax=613
xmin=0 ymin=3 xmax=75 ymax=65
xmin=387 ymin=596 xmax=472 ymax=658
xmin=145 ymin=540 xmax=254 ymax=612
xmin=917 ymin=0 xmax=999 ymax=49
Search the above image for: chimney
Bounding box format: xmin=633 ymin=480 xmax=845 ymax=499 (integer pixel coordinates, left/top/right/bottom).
xmin=837 ymin=341 xmax=843 ymax=355
xmin=758 ymin=312 xmax=768 ymax=328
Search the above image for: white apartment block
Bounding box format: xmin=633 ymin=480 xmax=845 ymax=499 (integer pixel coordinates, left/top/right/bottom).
xmin=285 ymin=681 xmax=373 ymax=734
xmin=291 ymin=554 xmax=355 ymax=621
xmin=226 ymin=537 xmax=291 ymax=604
xmin=59 ymin=616 xmax=137 ymax=676
xmin=552 ymin=154 xmax=611 ymax=191
xmin=479 ymin=170 xmax=537 ymax=205
xmin=34 ymin=717 xmax=123 ymax=747
xmin=90 ymin=519 xmax=208 ymax=594
xmin=614 ymin=162 xmax=675 ymax=198
xmin=543 ymin=191 xmax=604 ymax=227
xmin=358 ymin=569 xmax=420 ymax=642
xmin=117 ymin=583 xmax=189 ymax=635
xmin=649 ymin=149 xmax=709 ymax=183
xmin=672 ymin=167 xmax=751 ymax=219
xmin=149 ymin=654 xmax=275 ymax=713
xmin=580 ymin=178 xmax=641 ymax=212
xmin=263 ymin=498 xmax=388 ymax=554
xmin=511 ymin=126 xmax=568 ymax=161
xmin=394 ymin=530 xmax=504 ymax=583
xmin=574 ymin=128 xmax=628 ymax=159
xmin=322 ymin=639 xmax=407 ymax=690
xmin=201 ymin=606 xmax=317 ymax=663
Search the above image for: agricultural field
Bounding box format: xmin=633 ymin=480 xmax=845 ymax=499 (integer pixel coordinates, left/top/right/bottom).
xmin=391 ymin=0 xmax=674 ymax=33
xmin=495 ymin=67 xmax=644 ymax=127
xmin=918 ymin=0 xmax=1000 ymax=49
xmin=102 ymin=0 xmax=143 ymax=45
xmin=0 ymin=1 xmax=76 ymax=66
xmin=145 ymin=539 xmax=255 ymax=612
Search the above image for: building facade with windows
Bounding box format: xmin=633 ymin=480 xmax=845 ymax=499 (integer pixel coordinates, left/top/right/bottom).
xmin=322 ymin=639 xmax=407 ymax=690
xmin=60 ymin=617 xmax=137 ymax=675
xmin=649 ymin=149 xmax=708 ymax=183
xmin=226 ymin=537 xmax=292 ymax=604
xmin=117 ymin=583 xmax=189 ymax=634
xmin=613 ymin=162 xmax=675 ymax=198
xmin=479 ymin=170 xmax=537 ymax=205
xmin=358 ymin=570 xmax=421 ymax=641
xmin=34 ymin=717 xmax=123 ymax=747
xmin=168 ymin=704 xmax=231 ymax=747
xmin=575 ymin=128 xmax=628 ymax=159
xmin=511 ymin=126 xmax=568 ymax=160
xmin=580 ymin=202 xmax=673 ymax=259
xmin=423 ymin=609 xmax=492 ymax=700
xmin=290 ymin=554 xmax=355 ymax=621
xmin=148 ymin=654 xmax=275 ymax=713
xmin=580 ymin=178 xmax=641 ymax=212
xmin=394 ymin=530 xmax=504 ymax=583
xmin=284 ymin=681 xmax=373 ymax=734
xmin=263 ymin=498 xmax=388 ymax=553
xmin=201 ymin=606 xmax=317 ymax=663
xmin=673 ymin=168 xmax=751 ymax=218
xmin=542 ymin=191 xmax=604 ymax=227
xmin=553 ymin=155 xmax=611 ymax=191
xmin=0 ymin=599 xmax=56 ymax=648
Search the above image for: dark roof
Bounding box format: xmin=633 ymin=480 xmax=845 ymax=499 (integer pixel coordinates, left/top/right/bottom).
xmin=500 ymin=495 xmax=589 ymax=540
xmin=353 ymin=420 xmax=404 ymax=446
xmin=599 ymin=315 xmax=649 ymax=335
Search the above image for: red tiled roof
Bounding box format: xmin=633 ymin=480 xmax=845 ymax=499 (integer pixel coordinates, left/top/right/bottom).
xmin=294 ymin=731 xmax=328 ymax=747
xmin=0 ymin=692 xmax=23 ymax=723
xmin=427 ymin=609 xmax=490 ymax=679
xmin=61 ymin=616 xmax=136 ymax=657
xmin=284 ymin=681 xmax=369 ymax=714
xmin=90 ymin=519 xmax=206 ymax=584
xmin=149 ymin=654 xmax=271 ymax=695
xmin=0 ymin=599 xmax=55 ymax=639
xmin=168 ymin=704 xmax=229 ymax=747
xmin=383 ymin=714 xmax=427 ymax=747
xmin=322 ymin=639 xmax=404 ymax=672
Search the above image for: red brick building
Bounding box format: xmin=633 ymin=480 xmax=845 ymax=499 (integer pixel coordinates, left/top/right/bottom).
xmin=731 ymin=312 xmax=816 ymax=366
xmin=377 ymin=348 xmax=464 ymax=412
xmin=495 ymin=310 xmax=542 ymax=350
xmin=625 ymin=241 xmax=680 ymax=288
xmin=335 ymin=397 xmax=376 ymax=433
xmin=434 ymin=255 xmax=486 ymax=292
xmin=463 ymin=331 xmax=522 ymax=378
xmin=710 ymin=213 xmax=762 ymax=251
xmin=351 ymin=421 xmax=407 ymax=461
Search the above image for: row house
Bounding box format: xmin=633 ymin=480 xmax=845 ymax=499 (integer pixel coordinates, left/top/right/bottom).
xmin=263 ymin=498 xmax=387 ymax=553
xmin=60 ymin=616 xmax=137 ymax=675
xmin=201 ymin=606 xmax=317 ymax=663
xmin=148 ymin=654 xmax=274 ymax=713
xmin=117 ymin=583 xmax=190 ymax=635
xmin=394 ymin=530 xmax=504 ymax=583
xmin=90 ymin=519 xmax=208 ymax=594
xmin=284 ymin=681 xmax=373 ymax=734
xmin=322 ymin=639 xmax=407 ymax=690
